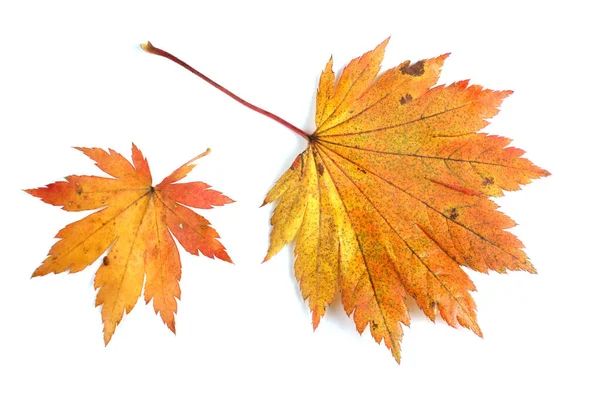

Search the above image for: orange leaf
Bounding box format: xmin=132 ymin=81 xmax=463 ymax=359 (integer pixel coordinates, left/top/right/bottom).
xmin=26 ymin=145 xmax=233 ymax=344
xmin=262 ymin=40 xmax=549 ymax=363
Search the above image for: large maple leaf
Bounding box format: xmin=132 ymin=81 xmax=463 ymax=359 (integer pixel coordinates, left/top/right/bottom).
xmin=142 ymin=39 xmax=549 ymax=363
xmin=26 ymin=145 xmax=233 ymax=344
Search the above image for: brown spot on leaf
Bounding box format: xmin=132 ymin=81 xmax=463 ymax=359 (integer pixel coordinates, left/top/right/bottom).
xmin=401 ymin=60 xmax=425 ymax=76
xmin=483 ymin=177 xmax=495 ymax=186
xmin=103 ymin=256 xmax=110 ymax=266
xmin=400 ymin=93 xmax=413 ymax=105
xmin=358 ymin=167 xmax=367 ymax=174
xmin=317 ymin=163 xmax=324 ymax=176
xmin=449 ymin=208 xmax=459 ymax=220
xmin=371 ymin=321 xmax=378 ymax=330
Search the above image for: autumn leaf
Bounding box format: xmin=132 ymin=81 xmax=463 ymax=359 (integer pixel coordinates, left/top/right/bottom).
xmin=26 ymin=145 xmax=233 ymax=344
xmin=142 ymin=39 xmax=549 ymax=363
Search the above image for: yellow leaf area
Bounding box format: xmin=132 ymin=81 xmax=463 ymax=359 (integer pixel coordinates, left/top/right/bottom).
xmin=263 ymin=39 xmax=549 ymax=363
xmin=26 ymin=145 xmax=233 ymax=344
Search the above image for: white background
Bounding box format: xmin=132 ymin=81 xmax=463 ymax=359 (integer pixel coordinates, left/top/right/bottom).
xmin=1 ymin=0 xmax=597 ymax=398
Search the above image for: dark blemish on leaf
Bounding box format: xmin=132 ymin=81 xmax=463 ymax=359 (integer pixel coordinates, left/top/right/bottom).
xmin=317 ymin=163 xmax=324 ymax=176
xmin=429 ymin=301 xmax=437 ymax=309
xmin=103 ymin=256 xmax=110 ymax=266
xmin=483 ymin=177 xmax=495 ymax=186
xmin=449 ymin=208 xmax=459 ymax=220
xmin=400 ymin=93 xmax=413 ymax=105
xmin=358 ymin=167 xmax=367 ymax=174
xmin=371 ymin=321 xmax=378 ymax=330
xmin=401 ymin=60 xmax=425 ymax=76
xmin=76 ymin=187 xmax=83 ymax=195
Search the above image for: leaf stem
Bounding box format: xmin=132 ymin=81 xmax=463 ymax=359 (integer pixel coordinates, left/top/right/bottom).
xmin=141 ymin=41 xmax=310 ymax=142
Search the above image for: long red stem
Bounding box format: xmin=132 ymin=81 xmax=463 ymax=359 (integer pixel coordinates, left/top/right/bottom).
xmin=141 ymin=41 xmax=310 ymax=141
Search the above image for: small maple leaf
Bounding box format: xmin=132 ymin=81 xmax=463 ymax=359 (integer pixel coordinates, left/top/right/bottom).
xmin=26 ymin=144 xmax=233 ymax=344
xmin=142 ymin=39 xmax=549 ymax=363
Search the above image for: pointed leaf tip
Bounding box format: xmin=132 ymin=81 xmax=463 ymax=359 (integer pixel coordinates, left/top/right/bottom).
xmin=188 ymin=148 xmax=211 ymax=164
xmin=312 ymin=313 xmax=322 ymax=331
xmin=217 ymin=250 xmax=233 ymax=264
